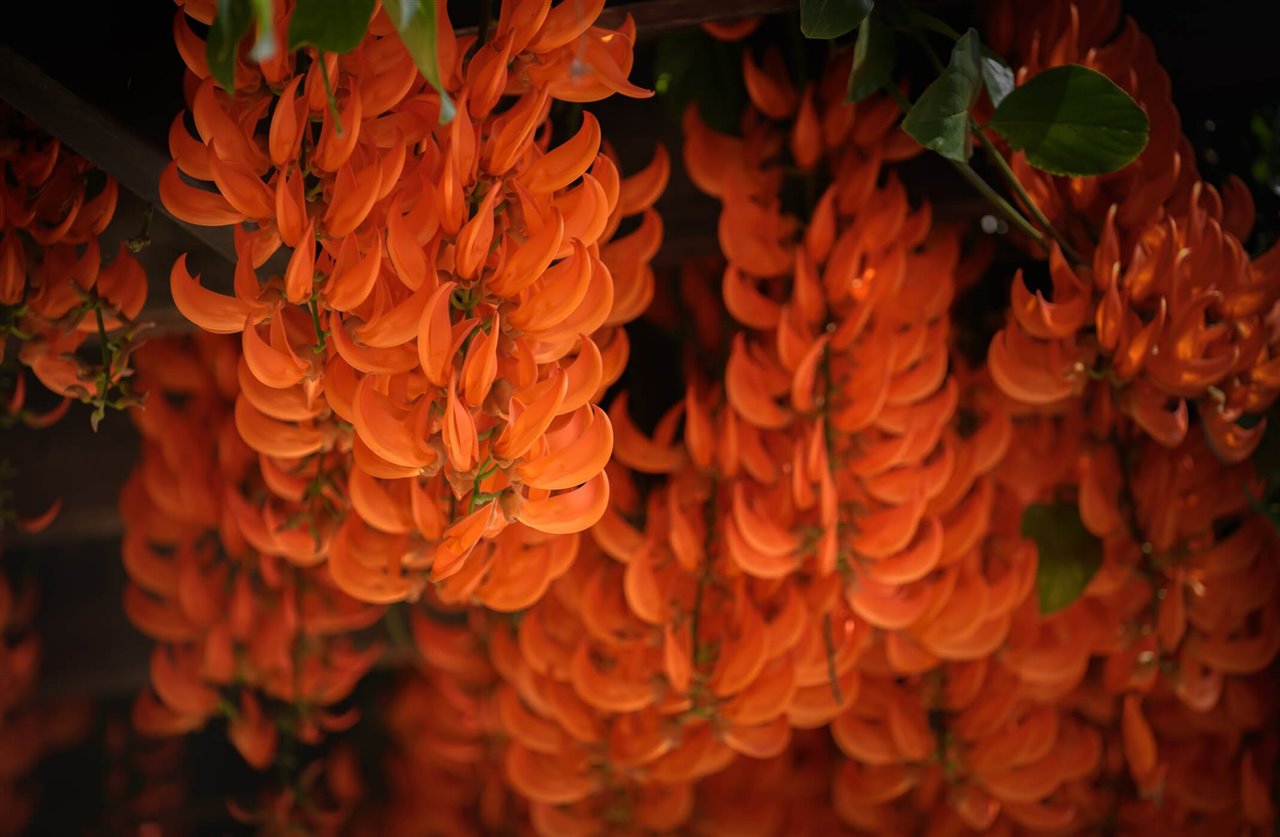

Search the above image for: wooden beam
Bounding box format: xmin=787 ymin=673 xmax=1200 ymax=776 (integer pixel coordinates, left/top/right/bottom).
xmin=0 ymin=45 xmax=237 ymax=269
xmin=456 ymin=0 xmax=799 ymax=38
xmin=599 ymin=0 xmax=798 ymax=35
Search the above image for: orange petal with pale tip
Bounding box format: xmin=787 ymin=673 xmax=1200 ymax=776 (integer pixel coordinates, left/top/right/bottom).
xmin=490 ymin=210 xmax=565 ymax=298
xmin=283 ymin=222 xmax=316 ymax=304
xmin=518 ymin=404 xmax=613 ymax=490
xmin=517 ymin=471 xmax=610 ymax=535
xmin=351 ymin=377 xmax=436 ymax=470
xmin=742 ymin=46 xmax=797 ymax=120
xmin=325 ymin=232 xmax=383 ymax=312
xmin=170 ymin=255 xmax=252 ymax=334
xmin=521 ymin=112 xmax=602 ymax=195
xmin=417 ymin=280 xmax=459 ymax=387
xmin=607 ymin=391 xmax=684 ymax=473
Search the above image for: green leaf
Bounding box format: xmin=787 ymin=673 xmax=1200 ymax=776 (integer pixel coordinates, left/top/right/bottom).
xmin=206 ymin=0 xmax=252 ymax=91
xmin=1022 ymin=502 xmax=1103 ymax=615
xmin=384 ymin=0 xmax=455 ymax=124
xmin=249 ymin=0 xmax=277 ymax=63
xmin=900 ymin=7 xmax=1014 ymax=107
xmin=846 ymin=10 xmax=896 ymax=103
xmin=988 ymin=64 xmax=1150 ymax=176
xmin=980 ymin=54 xmax=1015 ymax=107
xmin=901 ymin=28 xmax=982 ymax=162
xmin=287 ymin=0 xmax=375 ymax=54
xmin=654 ymin=31 xmax=745 ymax=135
xmin=801 ymin=0 xmax=874 ymax=39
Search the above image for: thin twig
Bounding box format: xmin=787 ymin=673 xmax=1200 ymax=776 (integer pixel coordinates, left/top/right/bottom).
xmin=885 ymin=84 xmax=1046 ymax=246
xmin=318 ymin=54 xmax=343 ymax=136
xmin=383 ymin=603 xmax=412 ymax=651
xmin=92 ymin=304 xmax=111 ymax=431
xmin=948 ymin=158 xmax=1049 ymax=246
xmin=975 ymin=127 xmax=1086 ymax=264
xmin=822 ymin=613 xmax=843 ymax=704
xmin=307 ymin=295 xmax=327 ymax=352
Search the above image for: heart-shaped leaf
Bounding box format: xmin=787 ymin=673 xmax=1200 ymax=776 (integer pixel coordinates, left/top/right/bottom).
xmin=902 ymin=28 xmax=982 ymax=162
xmin=287 ymin=0 xmax=375 ymax=54
xmin=801 ymin=0 xmax=874 ymax=39
xmin=846 ymin=8 xmax=896 ymax=103
xmin=1022 ymin=501 xmax=1103 ymax=615
xmin=989 ymin=64 xmax=1150 ymax=176
xmin=384 ymin=0 xmax=455 ymax=124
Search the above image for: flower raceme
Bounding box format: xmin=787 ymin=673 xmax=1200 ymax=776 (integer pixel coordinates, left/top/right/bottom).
xmin=163 ymin=0 xmax=666 ymax=608
xmin=985 ymin=0 xmax=1280 ymax=461
xmin=0 ymin=116 xmax=126 ymax=835
xmin=430 ymin=35 xmax=1025 ymax=833
xmin=0 ymin=114 xmax=115 ymax=834
xmin=978 ymin=0 xmax=1280 ymax=830
xmin=120 ymin=335 xmax=383 ymax=777
xmin=676 ymin=40 xmax=1057 ymax=832
xmin=1 ymin=112 xmax=147 ymax=421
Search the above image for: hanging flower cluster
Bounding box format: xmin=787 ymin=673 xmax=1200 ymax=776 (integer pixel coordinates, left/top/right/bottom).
xmin=986 ymin=0 xmax=1280 ymax=461
xmin=1 ymin=107 xmax=147 ymax=429
xmin=974 ymin=0 xmax=1280 ymax=831
xmin=0 ymin=111 xmax=123 ymax=833
xmin=592 ymin=37 xmax=1031 ymax=832
xmin=417 ymin=6 xmax=1276 ymax=832
xmin=163 ymin=0 xmax=665 ymax=611
xmin=120 ymin=334 xmax=384 ymax=779
xmin=308 ymin=32 xmax=1017 ymax=835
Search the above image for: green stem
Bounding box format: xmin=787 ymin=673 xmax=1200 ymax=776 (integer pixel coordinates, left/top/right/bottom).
xmin=690 ymin=570 xmax=708 ymax=668
xmin=975 ymin=127 xmax=1085 ymax=263
xmin=318 ymin=53 xmax=343 ymax=136
xmin=307 ymin=296 xmax=327 ymax=352
xmin=884 ymin=57 xmax=1048 ymax=252
xmin=249 ymin=0 xmax=277 ymax=63
xmin=948 ymin=159 xmax=1049 ymax=246
xmin=126 ymin=205 xmax=153 ymax=254
xmin=907 ymin=10 xmax=963 ymax=43
xmin=92 ymin=304 xmax=111 ymax=430
xmin=822 ymin=613 xmax=843 ymax=704
xmin=384 ymin=603 xmax=412 ymax=650
xmin=691 ymin=476 xmax=718 ymax=670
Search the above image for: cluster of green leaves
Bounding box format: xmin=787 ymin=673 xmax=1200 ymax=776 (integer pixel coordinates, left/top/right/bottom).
xmin=800 ymin=0 xmax=1149 ymax=177
xmin=206 ymin=0 xmax=453 ymax=122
